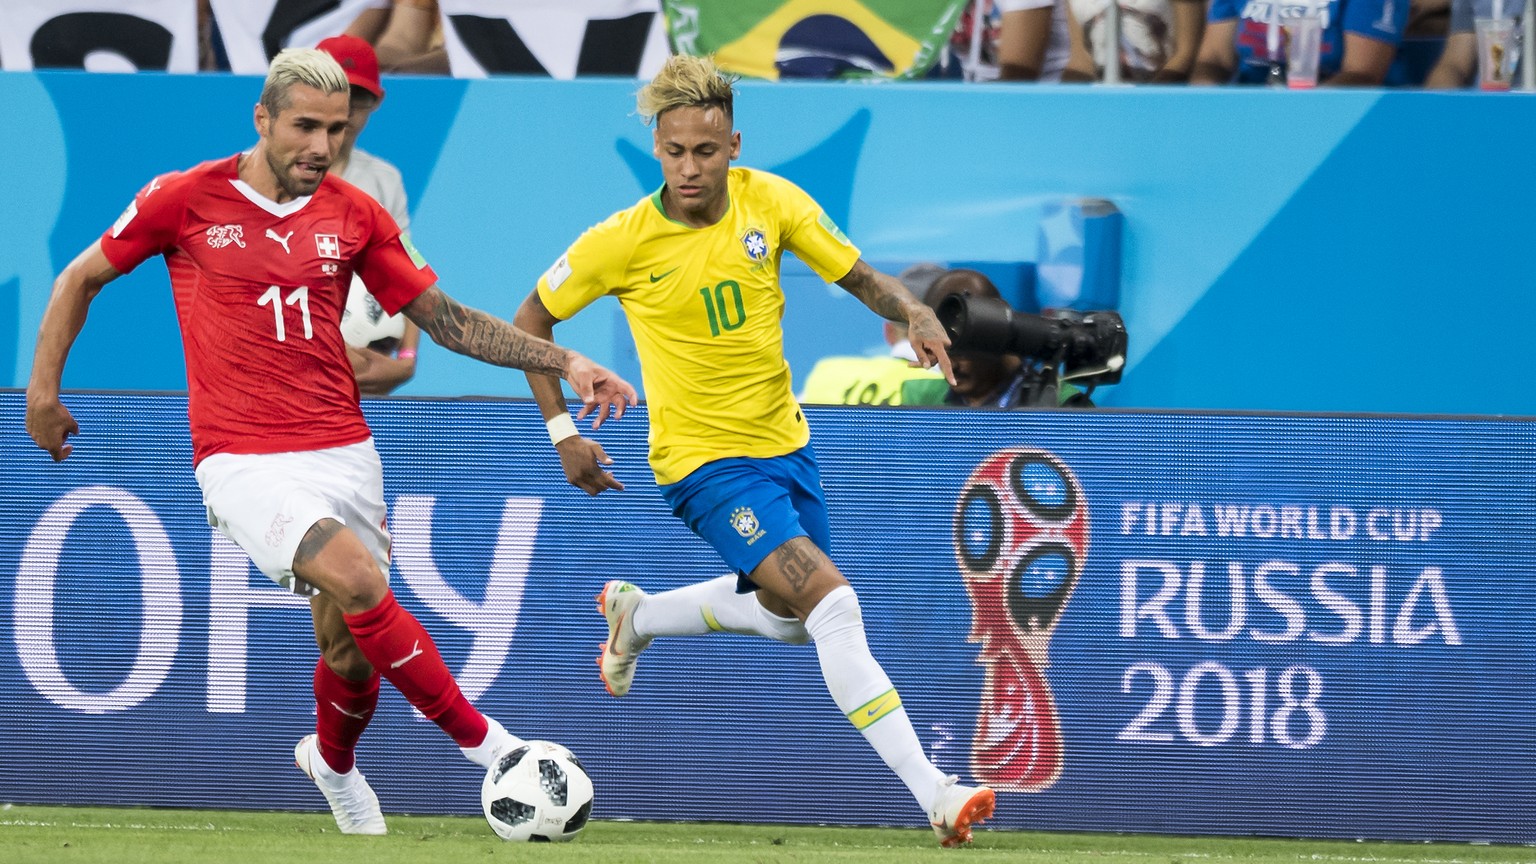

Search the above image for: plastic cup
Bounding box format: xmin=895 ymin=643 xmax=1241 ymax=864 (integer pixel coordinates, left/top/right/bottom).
xmin=1285 ymin=14 xmax=1324 ymax=89
xmin=1475 ymin=17 xmax=1520 ymax=91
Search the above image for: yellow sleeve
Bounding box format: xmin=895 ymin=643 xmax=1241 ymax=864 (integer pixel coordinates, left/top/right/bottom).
xmin=771 ymin=175 xmax=862 ymax=284
xmin=535 ymin=218 xmax=630 ymax=321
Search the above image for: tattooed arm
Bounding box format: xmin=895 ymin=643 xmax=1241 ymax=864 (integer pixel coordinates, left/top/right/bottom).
xmin=402 ymin=285 xmax=637 ymax=416
xmin=403 ymin=285 xmax=571 ymax=375
xmin=836 ymin=259 xmax=955 ymax=385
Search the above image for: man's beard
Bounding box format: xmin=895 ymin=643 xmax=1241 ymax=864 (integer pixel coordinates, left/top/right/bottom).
xmin=268 ymin=150 xmax=325 ymax=198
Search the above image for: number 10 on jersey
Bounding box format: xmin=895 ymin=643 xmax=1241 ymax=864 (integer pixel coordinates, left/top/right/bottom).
xmin=699 ymin=280 xmax=746 ymax=337
xmin=258 ymin=285 xmax=313 ymax=342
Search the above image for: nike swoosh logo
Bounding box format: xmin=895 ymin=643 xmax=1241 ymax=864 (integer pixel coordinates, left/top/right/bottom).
xmin=390 ymin=640 xmax=424 ymax=669
xmin=648 ymin=268 xmax=678 ymax=283
xmin=866 ymin=694 xmax=898 ymax=717
xmin=608 ymin=612 xmax=629 ymax=655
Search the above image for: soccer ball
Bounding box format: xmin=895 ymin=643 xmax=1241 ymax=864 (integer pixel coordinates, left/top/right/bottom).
xmin=481 ymin=740 xmax=594 ymax=842
xmin=339 ymin=274 xmax=406 ymax=349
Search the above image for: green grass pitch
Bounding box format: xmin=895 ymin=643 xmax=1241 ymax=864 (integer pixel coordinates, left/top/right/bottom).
xmin=1 ymin=805 xmax=1531 ymax=864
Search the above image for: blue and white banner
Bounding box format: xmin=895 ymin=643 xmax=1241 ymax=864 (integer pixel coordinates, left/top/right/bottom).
xmin=0 ymin=392 xmax=1531 ymax=842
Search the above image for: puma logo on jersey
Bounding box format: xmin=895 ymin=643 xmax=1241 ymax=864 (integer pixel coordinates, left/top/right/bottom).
xmin=390 ymin=640 xmax=424 ymax=669
xmin=266 ymin=228 xmax=295 ymax=254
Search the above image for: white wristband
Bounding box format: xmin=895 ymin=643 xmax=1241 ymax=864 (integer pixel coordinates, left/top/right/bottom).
xmin=546 ymin=413 xmax=579 ymax=446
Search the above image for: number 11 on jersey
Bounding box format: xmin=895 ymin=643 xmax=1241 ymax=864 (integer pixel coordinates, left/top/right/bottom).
xmin=257 ymin=285 xmax=313 ymax=342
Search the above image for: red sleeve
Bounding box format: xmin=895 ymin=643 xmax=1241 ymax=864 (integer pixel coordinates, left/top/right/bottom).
xmin=352 ymin=194 xmax=437 ymax=315
xmin=99 ymin=172 xmax=189 ymax=274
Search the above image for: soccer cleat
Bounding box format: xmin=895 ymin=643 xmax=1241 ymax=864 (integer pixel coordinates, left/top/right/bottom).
xmin=928 ymin=775 xmax=995 ymax=848
xmin=294 ymin=735 xmax=387 ymax=835
xmin=596 ymin=580 xmax=651 ymax=697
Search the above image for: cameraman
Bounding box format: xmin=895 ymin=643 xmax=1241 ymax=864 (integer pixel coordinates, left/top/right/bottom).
xmin=900 ymin=269 xmax=1093 ymax=409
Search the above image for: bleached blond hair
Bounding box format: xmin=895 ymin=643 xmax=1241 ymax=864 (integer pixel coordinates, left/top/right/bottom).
xmin=260 ymin=47 xmax=350 ymax=116
xmin=636 ymin=54 xmax=738 ymax=125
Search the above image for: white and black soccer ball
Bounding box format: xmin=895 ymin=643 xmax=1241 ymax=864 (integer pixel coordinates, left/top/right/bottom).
xmin=339 ymin=274 xmax=406 ymax=349
xmin=481 ymin=740 xmax=594 ymax=842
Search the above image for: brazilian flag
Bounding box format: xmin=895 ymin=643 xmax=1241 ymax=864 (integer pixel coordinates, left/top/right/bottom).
xmin=662 ymin=0 xmax=968 ymax=81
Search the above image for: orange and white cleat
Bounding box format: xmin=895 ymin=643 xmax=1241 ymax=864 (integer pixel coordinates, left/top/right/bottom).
xmin=929 ymin=775 xmax=995 ymax=848
xmin=595 ymin=580 xmax=651 ymax=697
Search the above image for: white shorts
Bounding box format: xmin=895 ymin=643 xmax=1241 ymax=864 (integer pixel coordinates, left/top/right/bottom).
xmin=194 ymin=438 xmax=392 ymax=595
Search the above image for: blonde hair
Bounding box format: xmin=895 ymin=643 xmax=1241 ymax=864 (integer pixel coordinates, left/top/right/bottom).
xmin=260 ymin=48 xmax=350 ymax=116
xmin=636 ymin=54 xmax=737 ymax=125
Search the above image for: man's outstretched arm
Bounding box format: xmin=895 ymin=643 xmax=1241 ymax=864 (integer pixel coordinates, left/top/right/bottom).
xmin=402 ymin=285 xmax=636 ymax=419
xmin=836 ymin=259 xmax=955 ymax=385
xmin=26 ymin=241 xmax=122 ymax=461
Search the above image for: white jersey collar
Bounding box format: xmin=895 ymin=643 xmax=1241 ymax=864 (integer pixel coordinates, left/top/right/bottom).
xmin=229 ymin=177 xmax=314 ymax=219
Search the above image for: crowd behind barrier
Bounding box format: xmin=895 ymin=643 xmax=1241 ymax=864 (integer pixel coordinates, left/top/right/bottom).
xmin=0 ymin=0 xmax=1528 ymax=89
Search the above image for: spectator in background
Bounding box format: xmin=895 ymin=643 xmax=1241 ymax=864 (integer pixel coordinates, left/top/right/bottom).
xmin=347 ymin=0 xmax=449 ymax=73
xmin=946 ymin=0 xmax=1095 ymax=81
xmin=902 ymin=269 xmax=1093 ymax=408
xmin=342 ymin=0 xmax=393 ymax=40
xmin=1191 ymin=0 xmax=1408 ymax=85
xmin=798 ymin=263 xmax=947 ymax=405
xmin=1067 ymin=0 xmax=1207 ymax=81
xmin=318 ymin=35 xmax=420 ymax=395
xmin=198 ymin=0 xmax=219 ymax=70
xmin=1424 ymin=0 xmax=1525 ymax=86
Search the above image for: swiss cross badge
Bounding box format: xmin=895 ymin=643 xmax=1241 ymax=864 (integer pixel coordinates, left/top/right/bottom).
xmin=315 ymin=234 xmax=340 ymax=259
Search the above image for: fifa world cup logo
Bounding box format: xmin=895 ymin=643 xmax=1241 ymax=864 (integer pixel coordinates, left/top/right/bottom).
xmin=953 ymin=448 xmax=1087 ymax=792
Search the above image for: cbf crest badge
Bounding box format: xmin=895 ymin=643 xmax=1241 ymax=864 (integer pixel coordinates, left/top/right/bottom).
xmin=730 ymin=506 xmax=767 ymax=544
xmin=741 ymin=228 xmax=769 ymax=264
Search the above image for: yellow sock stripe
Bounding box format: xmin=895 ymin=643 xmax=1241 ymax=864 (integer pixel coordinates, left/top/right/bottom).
xmin=848 ymin=688 xmax=902 ymax=731
xmin=701 ymin=605 xmax=725 ymax=632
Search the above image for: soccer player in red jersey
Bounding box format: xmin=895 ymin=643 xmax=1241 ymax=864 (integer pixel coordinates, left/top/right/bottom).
xmin=23 ymin=47 xmax=636 ymax=836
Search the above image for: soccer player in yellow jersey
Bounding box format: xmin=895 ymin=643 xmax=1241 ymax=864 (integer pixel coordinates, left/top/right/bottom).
xmin=514 ymin=55 xmax=995 ymax=847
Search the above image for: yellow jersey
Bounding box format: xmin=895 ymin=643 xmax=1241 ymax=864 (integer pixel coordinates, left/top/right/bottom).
xmin=799 ymin=355 xmax=943 ymax=406
xmin=538 ymin=167 xmax=861 ymax=485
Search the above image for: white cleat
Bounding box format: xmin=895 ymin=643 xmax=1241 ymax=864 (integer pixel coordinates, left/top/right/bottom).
xmin=294 ymin=735 xmax=387 ymax=835
xmin=596 ymin=580 xmax=651 ymax=697
xmin=929 ymin=775 xmax=995 ymax=848
xmin=461 ymin=716 xmax=524 ymax=770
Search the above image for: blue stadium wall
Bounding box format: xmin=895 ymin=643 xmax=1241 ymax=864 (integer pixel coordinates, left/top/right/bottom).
xmin=1 ymin=392 xmax=1532 ymax=843
xmin=2 ymin=71 xmax=1535 ymax=415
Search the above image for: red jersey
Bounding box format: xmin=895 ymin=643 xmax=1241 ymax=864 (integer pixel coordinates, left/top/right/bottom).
xmin=99 ymin=154 xmax=436 ymax=464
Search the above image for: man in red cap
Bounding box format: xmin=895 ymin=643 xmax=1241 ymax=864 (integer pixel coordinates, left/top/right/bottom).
xmin=316 ymin=34 xmax=422 ymax=396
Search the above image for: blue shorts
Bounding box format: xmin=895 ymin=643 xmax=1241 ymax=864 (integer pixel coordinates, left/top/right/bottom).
xmin=658 ymin=446 xmax=832 ymax=592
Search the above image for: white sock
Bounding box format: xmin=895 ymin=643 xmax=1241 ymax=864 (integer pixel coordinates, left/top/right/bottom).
xmin=632 ymin=575 xmax=809 ymax=644
xmin=460 ymin=716 xmax=525 ymax=769
xmin=805 ymin=586 xmax=945 ymax=812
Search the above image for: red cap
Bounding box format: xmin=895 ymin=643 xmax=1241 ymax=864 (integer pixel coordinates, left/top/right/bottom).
xmin=316 ymin=35 xmax=383 ymax=101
